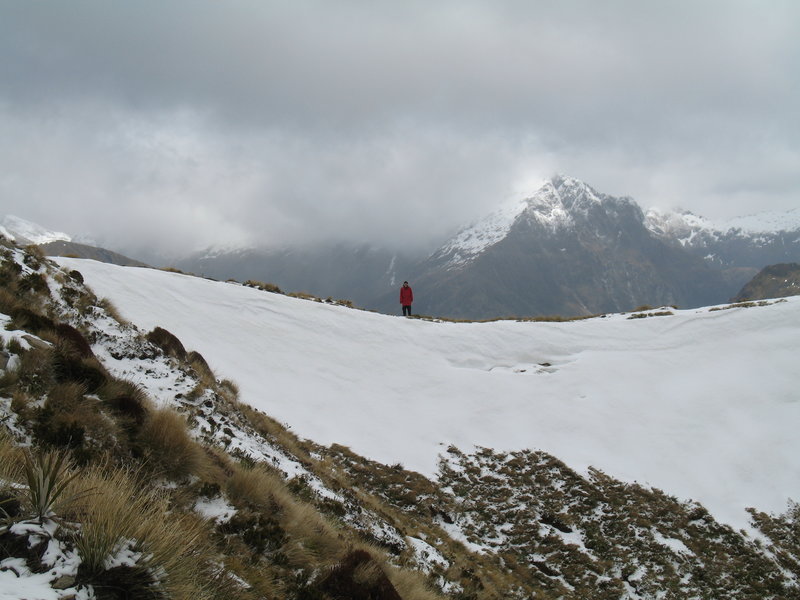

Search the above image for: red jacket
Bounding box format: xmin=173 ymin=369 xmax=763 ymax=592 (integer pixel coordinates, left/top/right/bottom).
xmin=399 ymin=285 xmax=413 ymax=306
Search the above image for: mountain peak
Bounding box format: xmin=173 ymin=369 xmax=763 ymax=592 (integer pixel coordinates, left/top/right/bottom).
xmin=549 ymin=173 xmax=588 ymax=192
xmin=432 ymin=176 xmax=638 ymax=269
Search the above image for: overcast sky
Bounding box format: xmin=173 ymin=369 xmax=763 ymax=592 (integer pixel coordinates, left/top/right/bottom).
xmin=1 ymin=1 xmax=798 ymax=258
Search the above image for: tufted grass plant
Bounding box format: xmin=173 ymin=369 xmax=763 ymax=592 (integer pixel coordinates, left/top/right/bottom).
xmin=138 ymin=408 xmax=214 ymax=482
xmin=226 ymin=462 xmax=291 ymax=510
xmin=70 ymin=463 xmax=215 ymax=599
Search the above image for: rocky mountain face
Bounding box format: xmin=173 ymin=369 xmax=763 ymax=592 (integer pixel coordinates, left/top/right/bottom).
xmin=733 ymin=263 xmax=800 ymax=302
xmin=380 ymin=177 xmax=730 ymax=319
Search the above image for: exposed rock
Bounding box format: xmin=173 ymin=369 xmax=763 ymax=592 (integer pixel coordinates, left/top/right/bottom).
xmin=733 ymin=263 xmax=800 ymax=301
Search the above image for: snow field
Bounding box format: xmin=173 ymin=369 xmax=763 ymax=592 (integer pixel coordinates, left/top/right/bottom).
xmin=55 ymin=258 xmax=800 ymax=530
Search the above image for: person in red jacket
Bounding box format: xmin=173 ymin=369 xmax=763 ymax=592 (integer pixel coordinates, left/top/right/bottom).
xmin=399 ymin=281 xmax=413 ymax=316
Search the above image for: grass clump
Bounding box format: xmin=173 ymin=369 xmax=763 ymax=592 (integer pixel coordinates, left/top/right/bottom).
xmin=51 ymin=342 xmax=108 ymax=393
xmin=244 ymin=280 xmax=283 ymax=294
xmin=70 ymin=463 xmax=213 ymax=599
xmin=99 ymin=379 xmax=153 ymax=430
xmin=146 ymin=326 xmax=188 ymax=361
xmin=138 ymin=408 xmax=211 ymax=482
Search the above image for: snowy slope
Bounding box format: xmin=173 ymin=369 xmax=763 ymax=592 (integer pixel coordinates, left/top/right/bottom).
xmin=1 ymin=214 xmax=72 ymax=245
xmin=55 ymin=258 xmax=800 ymax=529
xmin=435 ymin=196 xmax=530 ymax=267
xmin=646 ymin=207 xmax=800 ymax=242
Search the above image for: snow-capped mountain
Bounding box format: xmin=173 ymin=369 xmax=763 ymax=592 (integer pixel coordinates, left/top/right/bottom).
xmin=645 ymin=206 xmax=800 ymax=269
xmin=646 ymin=206 xmax=800 ymax=241
xmin=369 ymin=177 xmax=800 ymax=319
xmin=10 ymin=176 xmax=799 ymax=321
xmin=386 ymin=176 xmax=728 ymax=319
xmin=1 ymin=214 xmax=71 ymax=245
xmin=168 ymin=176 xmax=800 ymax=319
xmin=433 ymin=175 xmax=640 ymax=270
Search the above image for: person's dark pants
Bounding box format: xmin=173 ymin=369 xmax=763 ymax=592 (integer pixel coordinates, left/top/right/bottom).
xmin=402 ymin=305 xmax=412 ymax=316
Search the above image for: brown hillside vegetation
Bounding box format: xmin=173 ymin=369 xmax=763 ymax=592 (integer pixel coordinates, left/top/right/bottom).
xmin=733 ymin=262 xmax=800 ymax=301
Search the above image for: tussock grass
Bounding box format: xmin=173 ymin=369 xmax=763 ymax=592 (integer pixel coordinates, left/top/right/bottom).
xmin=69 ymin=463 xmax=215 ymax=599
xmin=8 ymin=307 xmax=57 ymax=335
xmin=218 ymin=378 xmax=239 ymax=399
xmin=709 ymin=299 xmax=786 ymax=312
xmin=282 ymin=501 xmax=343 ymax=568
xmin=188 ymin=350 xmax=214 ymax=384
xmin=51 ymin=342 xmax=107 ymax=393
xmin=244 ymin=280 xmax=283 ymax=294
xmin=15 ymin=347 xmax=55 ymax=397
xmin=386 ymin=564 xmax=445 ymax=600
xmin=0 ymin=432 xmax=24 ymax=486
xmin=53 ymin=323 xmax=94 ymax=358
xmin=99 ymin=378 xmax=153 ymax=428
xmin=226 ymin=463 xmax=291 ymax=510
xmin=0 ymin=287 xmax=20 ymax=315
xmin=231 ymin=401 xmax=312 ymax=465
xmin=138 ymin=408 xmax=212 ymax=482
xmin=146 ymin=326 xmax=188 ymax=361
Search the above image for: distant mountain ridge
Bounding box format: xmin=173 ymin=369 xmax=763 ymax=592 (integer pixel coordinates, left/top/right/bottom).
xmin=39 ymin=240 xmax=149 ymax=268
xmin=387 ymin=176 xmax=731 ymax=318
xmin=6 ymin=177 xmax=800 ymax=319
xmin=646 ymin=207 xmax=800 ymax=269
xmin=1 ymin=215 xmax=148 ymax=267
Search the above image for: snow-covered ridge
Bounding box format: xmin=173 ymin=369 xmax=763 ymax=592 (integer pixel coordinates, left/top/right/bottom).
xmin=646 ymin=207 xmax=800 ymax=242
xmin=55 ymin=257 xmax=800 ymax=530
xmin=1 ymin=214 xmax=71 ymax=245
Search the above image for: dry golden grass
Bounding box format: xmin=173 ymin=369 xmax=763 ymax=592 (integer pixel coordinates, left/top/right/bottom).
xmin=218 ymin=378 xmax=239 ymax=398
xmin=0 ymin=287 xmax=20 ymax=315
xmin=188 ymin=351 xmax=215 ymax=387
xmin=46 ymin=381 xmax=87 ymax=413
xmin=282 ymin=501 xmax=343 ymax=567
xmin=0 ymin=432 xmax=24 ymax=485
xmin=99 ymin=378 xmax=153 ymax=405
xmin=138 ymin=408 xmax=213 ymax=481
xmin=69 ymin=463 xmax=216 ymax=599
xmin=225 ymin=463 xmax=291 ymax=510
xmin=98 ymin=378 xmax=154 ymax=429
xmin=385 ymin=565 xmax=444 ymax=600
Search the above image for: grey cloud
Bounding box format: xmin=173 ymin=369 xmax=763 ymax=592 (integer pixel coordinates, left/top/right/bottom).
xmin=0 ymin=0 xmax=798 ymax=257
